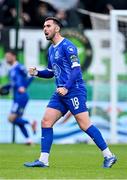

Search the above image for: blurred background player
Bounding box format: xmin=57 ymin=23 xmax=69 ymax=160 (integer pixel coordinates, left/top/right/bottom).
xmin=0 ymin=50 xmax=37 ymax=145
xmin=24 ymin=17 xmax=117 ymax=168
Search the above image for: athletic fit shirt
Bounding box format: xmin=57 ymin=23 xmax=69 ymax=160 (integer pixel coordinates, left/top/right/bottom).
xmin=47 ymin=38 xmax=85 ymax=89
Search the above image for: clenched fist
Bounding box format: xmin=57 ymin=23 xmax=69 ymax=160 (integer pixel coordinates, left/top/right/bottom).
xmin=57 ymin=87 xmax=68 ymax=96
xmin=29 ymin=67 xmax=38 ymax=76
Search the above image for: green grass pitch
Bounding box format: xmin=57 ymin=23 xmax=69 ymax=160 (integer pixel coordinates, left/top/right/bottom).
xmin=0 ymin=143 xmax=126 ymax=179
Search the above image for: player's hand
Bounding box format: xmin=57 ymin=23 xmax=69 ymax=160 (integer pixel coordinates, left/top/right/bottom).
xmin=57 ymin=87 xmax=68 ymax=96
xmin=18 ymin=87 xmax=26 ymax=93
xmin=29 ymin=67 xmax=38 ymax=76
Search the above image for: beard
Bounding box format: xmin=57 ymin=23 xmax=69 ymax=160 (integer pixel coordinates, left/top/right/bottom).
xmin=46 ymin=36 xmax=52 ymax=40
xmin=45 ymin=33 xmax=55 ymax=40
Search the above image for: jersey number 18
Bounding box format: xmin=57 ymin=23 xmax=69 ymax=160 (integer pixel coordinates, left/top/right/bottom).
xmin=70 ymin=97 xmax=79 ymax=110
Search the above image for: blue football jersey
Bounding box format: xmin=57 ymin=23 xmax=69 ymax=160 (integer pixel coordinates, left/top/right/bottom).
xmin=9 ymin=62 xmax=32 ymax=100
xmin=47 ymin=38 xmax=84 ymax=88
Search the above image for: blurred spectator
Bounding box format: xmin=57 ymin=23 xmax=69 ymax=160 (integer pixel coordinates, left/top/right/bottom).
xmin=55 ymin=10 xmax=68 ymax=27
xmin=20 ymin=0 xmax=38 ymax=27
xmin=0 ymin=0 xmax=16 ymax=28
xmin=0 ymin=0 xmax=5 ymax=29
xmin=1 ymin=0 xmax=127 ymax=29
xmin=34 ymin=1 xmax=55 ymax=28
xmin=40 ymin=0 xmax=83 ymax=29
xmin=66 ymin=9 xmax=83 ymax=29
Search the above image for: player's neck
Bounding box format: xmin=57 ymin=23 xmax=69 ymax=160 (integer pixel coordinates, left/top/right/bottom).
xmin=51 ymin=33 xmax=63 ymax=45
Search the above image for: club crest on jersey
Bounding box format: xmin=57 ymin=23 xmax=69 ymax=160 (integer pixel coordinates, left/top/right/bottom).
xmin=67 ymin=46 xmax=74 ymax=53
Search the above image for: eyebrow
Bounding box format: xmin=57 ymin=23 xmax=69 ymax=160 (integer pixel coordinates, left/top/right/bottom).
xmin=43 ymin=24 xmax=51 ymax=29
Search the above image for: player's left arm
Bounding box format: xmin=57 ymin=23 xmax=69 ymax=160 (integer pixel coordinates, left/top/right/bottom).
xmin=65 ymin=44 xmax=82 ymax=88
xmin=64 ymin=66 xmax=81 ymax=89
xmin=57 ymin=44 xmax=81 ymax=96
xmin=57 ymin=67 xmax=81 ymax=96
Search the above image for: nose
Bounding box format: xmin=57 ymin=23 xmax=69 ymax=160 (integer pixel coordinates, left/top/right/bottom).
xmin=44 ymin=28 xmax=47 ymax=33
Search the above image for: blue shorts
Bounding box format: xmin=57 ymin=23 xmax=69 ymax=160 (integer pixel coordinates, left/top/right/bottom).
xmin=11 ymin=100 xmax=28 ymax=116
xmin=47 ymin=90 xmax=88 ymax=116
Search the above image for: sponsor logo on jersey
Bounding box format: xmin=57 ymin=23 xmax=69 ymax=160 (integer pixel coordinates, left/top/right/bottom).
xmin=52 ymin=63 xmax=61 ymax=78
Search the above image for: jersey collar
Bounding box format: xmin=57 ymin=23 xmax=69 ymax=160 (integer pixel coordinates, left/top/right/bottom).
xmin=53 ymin=38 xmax=64 ymax=48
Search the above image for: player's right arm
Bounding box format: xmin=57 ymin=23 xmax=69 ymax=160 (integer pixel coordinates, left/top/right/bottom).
xmin=29 ymin=48 xmax=54 ymax=79
xmin=29 ymin=67 xmax=54 ymax=78
xmin=29 ymin=61 xmax=54 ymax=79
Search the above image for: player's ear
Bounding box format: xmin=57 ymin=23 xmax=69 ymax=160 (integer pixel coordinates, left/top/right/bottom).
xmin=55 ymin=25 xmax=60 ymax=32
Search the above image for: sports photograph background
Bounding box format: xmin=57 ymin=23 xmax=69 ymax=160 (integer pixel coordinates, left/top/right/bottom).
xmin=0 ymin=0 xmax=127 ymax=179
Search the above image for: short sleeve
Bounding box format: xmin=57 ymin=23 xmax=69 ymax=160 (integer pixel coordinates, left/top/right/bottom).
xmin=64 ymin=43 xmax=80 ymax=68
